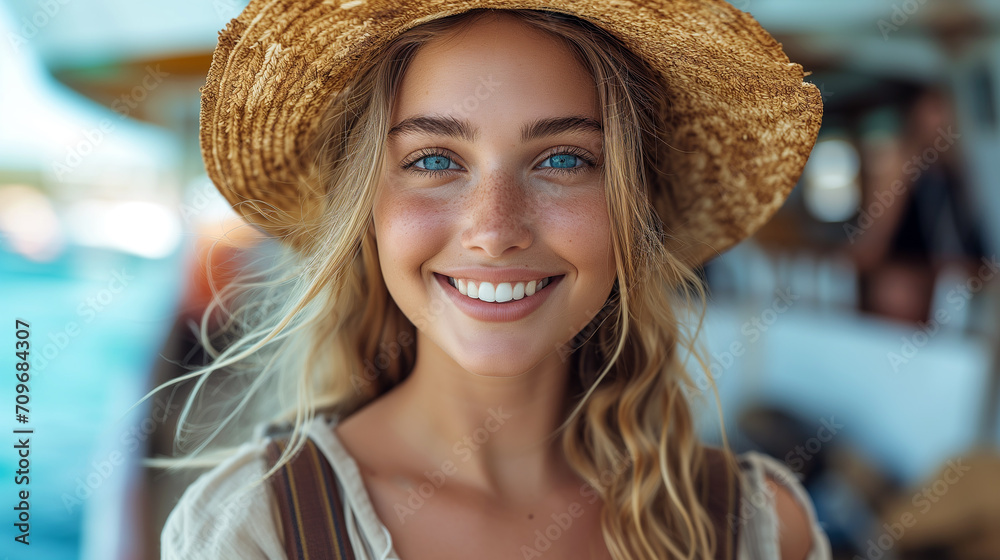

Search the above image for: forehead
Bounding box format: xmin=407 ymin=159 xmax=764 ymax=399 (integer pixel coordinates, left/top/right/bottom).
xmin=390 ymin=15 xmax=600 ymax=130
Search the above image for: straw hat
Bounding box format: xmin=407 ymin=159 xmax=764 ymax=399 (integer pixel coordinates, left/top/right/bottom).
xmin=200 ymin=0 xmax=823 ymax=265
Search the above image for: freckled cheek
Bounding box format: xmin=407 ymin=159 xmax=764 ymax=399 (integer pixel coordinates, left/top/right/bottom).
xmin=546 ymin=197 xmax=615 ymax=284
xmin=374 ymin=192 xmax=453 ymax=281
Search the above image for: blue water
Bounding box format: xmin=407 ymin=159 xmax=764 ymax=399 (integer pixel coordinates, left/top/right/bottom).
xmin=0 ymin=243 xmax=186 ymax=560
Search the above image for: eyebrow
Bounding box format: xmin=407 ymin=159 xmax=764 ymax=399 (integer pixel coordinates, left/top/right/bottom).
xmin=386 ymin=115 xmax=603 ymax=143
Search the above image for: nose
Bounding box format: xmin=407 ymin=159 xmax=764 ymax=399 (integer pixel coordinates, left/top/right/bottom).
xmin=460 ymin=169 xmax=533 ymax=258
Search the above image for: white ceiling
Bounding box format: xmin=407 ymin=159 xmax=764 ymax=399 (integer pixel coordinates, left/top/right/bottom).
xmin=2 ymin=0 xmax=997 ymax=70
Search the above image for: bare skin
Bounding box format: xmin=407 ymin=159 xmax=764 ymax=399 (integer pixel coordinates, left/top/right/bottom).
xmin=335 ymin=11 xmax=814 ymax=560
xmin=337 ymin=386 xmax=610 ymax=560
xmin=336 ymin=12 xmax=614 ymax=560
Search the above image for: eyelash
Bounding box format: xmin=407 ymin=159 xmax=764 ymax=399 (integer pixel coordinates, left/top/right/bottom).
xmin=400 ymin=146 xmax=597 ymax=178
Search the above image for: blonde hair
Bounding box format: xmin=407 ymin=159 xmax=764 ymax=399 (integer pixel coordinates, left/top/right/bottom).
xmin=144 ymin=8 xmax=733 ymax=560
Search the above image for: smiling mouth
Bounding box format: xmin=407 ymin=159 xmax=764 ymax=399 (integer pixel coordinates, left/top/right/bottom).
xmin=444 ymin=276 xmax=558 ymax=303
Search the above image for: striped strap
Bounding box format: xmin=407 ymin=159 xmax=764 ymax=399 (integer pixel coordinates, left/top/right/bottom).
xmin=264 ymin=434 xmax=357 ymax=560
xmin=262 ymin=432 xmax=736 ymax=559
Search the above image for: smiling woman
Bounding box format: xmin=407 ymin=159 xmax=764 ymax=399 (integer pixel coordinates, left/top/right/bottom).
xmin=146 ymin=3 xmax=828 ymax=560
xmin=375 ymin=19 xmax=615 ymax=379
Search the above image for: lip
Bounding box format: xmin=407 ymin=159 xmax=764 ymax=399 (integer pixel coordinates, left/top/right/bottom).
xmin=434 ymin=272 xmax=563 ymax=323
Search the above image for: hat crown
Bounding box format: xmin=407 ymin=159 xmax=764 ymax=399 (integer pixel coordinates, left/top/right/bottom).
xmin=200 ymin=0 xmax=822 ymax=263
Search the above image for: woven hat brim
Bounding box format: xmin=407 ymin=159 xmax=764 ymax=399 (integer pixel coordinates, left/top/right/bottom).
xmin=200 ymin=0 xmax=823 ymax=264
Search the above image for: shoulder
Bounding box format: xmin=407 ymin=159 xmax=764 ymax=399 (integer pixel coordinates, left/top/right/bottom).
xmin=732 ymin=451 xmax=832 ymax=560
xmin=160 ymin=438 xmax=286 ymax=560
xmin=764 ymin=474 xmax=813 ymax=560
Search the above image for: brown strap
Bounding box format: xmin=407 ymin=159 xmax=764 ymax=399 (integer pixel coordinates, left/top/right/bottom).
xmin=264 ymin=433 xmax=357 ymax=560
xmin=262 ymin=429 xmax=737 ymax=560
xmin=699 ymin=447 xmax=742 ymax=560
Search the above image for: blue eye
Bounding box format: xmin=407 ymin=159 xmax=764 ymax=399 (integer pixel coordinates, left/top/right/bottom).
xmin=414 ymin=154 xmax=460 ymax=172
xmin=402 ymin=147 xmax=595 ymax=177
xmin=540 ymin=154 xmax=581 ymax=169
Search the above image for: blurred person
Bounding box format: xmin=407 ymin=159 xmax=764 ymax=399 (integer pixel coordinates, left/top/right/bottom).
xmin=852 ymin=88 xmax=986 ymax=324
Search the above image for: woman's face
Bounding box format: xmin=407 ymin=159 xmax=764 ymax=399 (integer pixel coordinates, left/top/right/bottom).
xmin=374 ymin=14 xmax=617 ymax=377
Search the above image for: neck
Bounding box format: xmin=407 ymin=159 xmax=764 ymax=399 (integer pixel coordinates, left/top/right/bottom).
xmin=382 ymin=332 xmax=577 ymax=505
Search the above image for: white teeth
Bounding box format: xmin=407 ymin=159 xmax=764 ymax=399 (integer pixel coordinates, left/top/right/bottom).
xmin=494 ymin=282 xmax=513 ymax=303
xmin=478 ymin=282 xmax=496 ymax=302
xmin=446 ymin=276 xmax=553 ymax=303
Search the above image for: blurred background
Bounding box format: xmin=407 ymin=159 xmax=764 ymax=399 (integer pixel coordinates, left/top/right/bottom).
xmin=0 ymin=0 xmax=998 ymax=558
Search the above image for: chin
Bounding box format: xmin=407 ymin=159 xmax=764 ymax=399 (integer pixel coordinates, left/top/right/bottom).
xmin=448 ymin=340 xmax=561 ymax=378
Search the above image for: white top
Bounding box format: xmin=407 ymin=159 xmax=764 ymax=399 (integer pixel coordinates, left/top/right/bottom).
xmin=161 ymin=413 xmax=833 ymax=559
